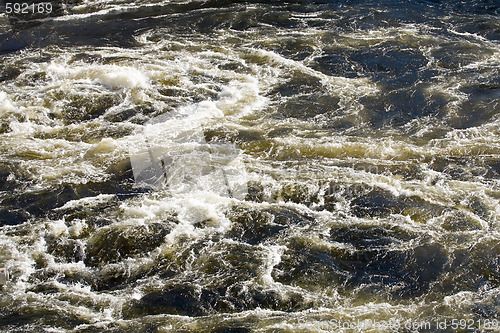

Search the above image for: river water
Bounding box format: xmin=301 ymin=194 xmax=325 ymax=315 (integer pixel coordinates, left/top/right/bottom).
xmin=0 ymin=0 xmax=499 ymax=332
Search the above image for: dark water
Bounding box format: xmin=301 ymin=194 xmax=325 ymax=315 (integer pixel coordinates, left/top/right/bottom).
xmin=0 ymin=0 xmax=499 ymax=332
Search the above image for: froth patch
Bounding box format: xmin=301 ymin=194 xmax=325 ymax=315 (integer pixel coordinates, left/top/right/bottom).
xmin=0 ymin=91 xmax=16 ymax=113
xmin=98 ymin=66 xmax=149 ymax=89
xmin=44 ymin=62 xmax=149 ymax=90
xmin=216 ymin=78 xmax=265 ymax=116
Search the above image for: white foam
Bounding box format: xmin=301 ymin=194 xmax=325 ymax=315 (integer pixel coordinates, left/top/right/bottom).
xmin=44 ymin=62 xmax=149 ymax=90
xmin=0 ymin=91 xmax=16 ymax=113
xmin=216 ymin=77 xmax=266 ymax=117
xmin=259 ymin=245 xmax=285 ymax=287
xmin=98 ymin=66 xmax=149 ymax=89
xmin=55 ymin=194 xmax=115 ymax=211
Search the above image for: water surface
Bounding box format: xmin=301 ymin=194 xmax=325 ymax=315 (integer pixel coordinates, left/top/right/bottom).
xmin=0 ymin=0 xmax=499 ymax=332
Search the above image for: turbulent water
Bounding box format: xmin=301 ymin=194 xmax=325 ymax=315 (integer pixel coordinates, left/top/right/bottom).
xmin=0 ymin=0 xmax=499 ymax=332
